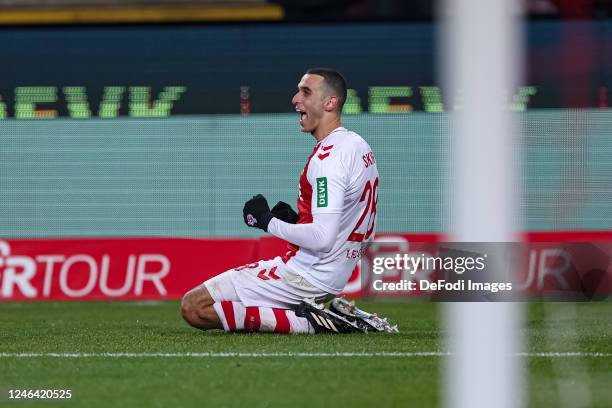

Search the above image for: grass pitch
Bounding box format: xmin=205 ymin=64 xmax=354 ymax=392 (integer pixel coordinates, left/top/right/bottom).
xmin=0 ymin=301 xmax=610 ymax=407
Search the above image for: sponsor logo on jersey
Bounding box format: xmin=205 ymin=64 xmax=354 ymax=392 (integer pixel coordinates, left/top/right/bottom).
xmin=316 ymin=177 xmax=328 ymax=207
xmin=318 ymin=145 xmax=334 ymax=160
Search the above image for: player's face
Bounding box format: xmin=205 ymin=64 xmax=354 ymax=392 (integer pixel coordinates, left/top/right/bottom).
xmin=292 ymin=74 xmax=328 ymax=134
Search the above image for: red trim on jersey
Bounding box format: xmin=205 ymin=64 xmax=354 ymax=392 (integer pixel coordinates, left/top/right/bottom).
xmin=244 ymin=307 xmax=261 ymax=332
xmin=273 ymin=309 xmax=291 ymax=333
xmin=321 ymin=145 xmax=334 ymax=151
xmin=317 ymin=152 xmax=330 ymax=160
xmin=282 ymin=143 xmax=320 ymax=263
xmin=221 ymin=301 xmax=236 ymax=331
xmin=282 ymin=246 xmax=299 ymax=263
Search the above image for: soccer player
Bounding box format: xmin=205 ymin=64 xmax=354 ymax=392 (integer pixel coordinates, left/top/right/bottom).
xmin=181 ymin=68 xmax=390 ymax=333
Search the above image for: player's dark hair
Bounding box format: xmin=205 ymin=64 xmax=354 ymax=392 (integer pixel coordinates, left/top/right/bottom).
xmin=306 ymin=67 xmax=347 ymax=112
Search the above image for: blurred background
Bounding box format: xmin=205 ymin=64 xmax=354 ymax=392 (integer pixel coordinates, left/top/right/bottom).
xmin=0 ymin=2 xmax=611 ymax=408
xmin=1 ymin=0 xmax=611 ymax=238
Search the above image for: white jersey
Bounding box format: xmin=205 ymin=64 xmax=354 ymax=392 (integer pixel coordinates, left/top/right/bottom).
xmin=282 ymin=127 xmax=379 ymax=294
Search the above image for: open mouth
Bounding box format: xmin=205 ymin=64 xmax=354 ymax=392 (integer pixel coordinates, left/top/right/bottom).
xmin=296 ymin=108 xmax=307 ymax=125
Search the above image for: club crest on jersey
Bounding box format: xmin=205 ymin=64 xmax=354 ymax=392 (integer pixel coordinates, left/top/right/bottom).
xmin=316 ymin=177 xmax=328 ymax=207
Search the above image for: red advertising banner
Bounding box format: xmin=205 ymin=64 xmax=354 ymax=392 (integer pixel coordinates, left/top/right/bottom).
xmin=0 ymin=238 xmax=258 ymax=301
xmin=0 ymin=231 xmax=610 ymax=301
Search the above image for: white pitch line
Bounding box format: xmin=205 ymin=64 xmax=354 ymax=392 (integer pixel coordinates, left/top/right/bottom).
xmin=0 ymin=352 xmax=610 ymax=358
xmin=0 ymin=352 xmax=447 ymax=358
xmin=518 ymin=352 xmax=612 ymax=358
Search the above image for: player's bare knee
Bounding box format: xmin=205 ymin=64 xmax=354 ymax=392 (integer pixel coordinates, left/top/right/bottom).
xmin=180 ymin=290 xmax=199 ymax=323
xmin=197 ymin=306 xmax=221 ymax=329
xmin=180 ymin=287 xmax=214 ymax=327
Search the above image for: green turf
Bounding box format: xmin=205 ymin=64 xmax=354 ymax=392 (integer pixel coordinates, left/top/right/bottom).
xmin=0 ymin=301 xmax=610 ymax=407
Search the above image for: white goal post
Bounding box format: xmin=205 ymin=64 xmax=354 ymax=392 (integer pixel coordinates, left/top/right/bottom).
xmin=440 ymin=1 xmax=525 ymax=408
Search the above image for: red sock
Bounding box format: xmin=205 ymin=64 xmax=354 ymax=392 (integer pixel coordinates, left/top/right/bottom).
xmin=213 ymin=301 xmax=313 ymax=334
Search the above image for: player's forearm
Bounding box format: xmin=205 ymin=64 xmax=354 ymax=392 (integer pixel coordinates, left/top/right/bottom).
xmin=268 ymin=213 xmax=340 ymax=253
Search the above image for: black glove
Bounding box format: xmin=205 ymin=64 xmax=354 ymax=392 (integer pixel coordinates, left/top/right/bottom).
xmin=271 ymin=201 xmax=299 ymax=224
xmin=243 ymin=194 xmax=274 ymax=232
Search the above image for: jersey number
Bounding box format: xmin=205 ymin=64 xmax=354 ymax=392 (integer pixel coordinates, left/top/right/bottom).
xmin=347 ymin=177 xmax=379 ymax=242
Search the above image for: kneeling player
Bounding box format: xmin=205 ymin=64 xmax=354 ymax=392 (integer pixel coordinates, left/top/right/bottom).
xmin=181 ymin=68 xmax=396 ymax=334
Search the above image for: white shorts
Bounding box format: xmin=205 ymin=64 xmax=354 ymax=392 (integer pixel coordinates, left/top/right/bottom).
xmin=203 ymin=256 xmax=332 ymax=309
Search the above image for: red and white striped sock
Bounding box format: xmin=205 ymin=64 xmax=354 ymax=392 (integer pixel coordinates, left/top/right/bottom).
xmin=213 ymin=301 xmax=314 ymax=334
